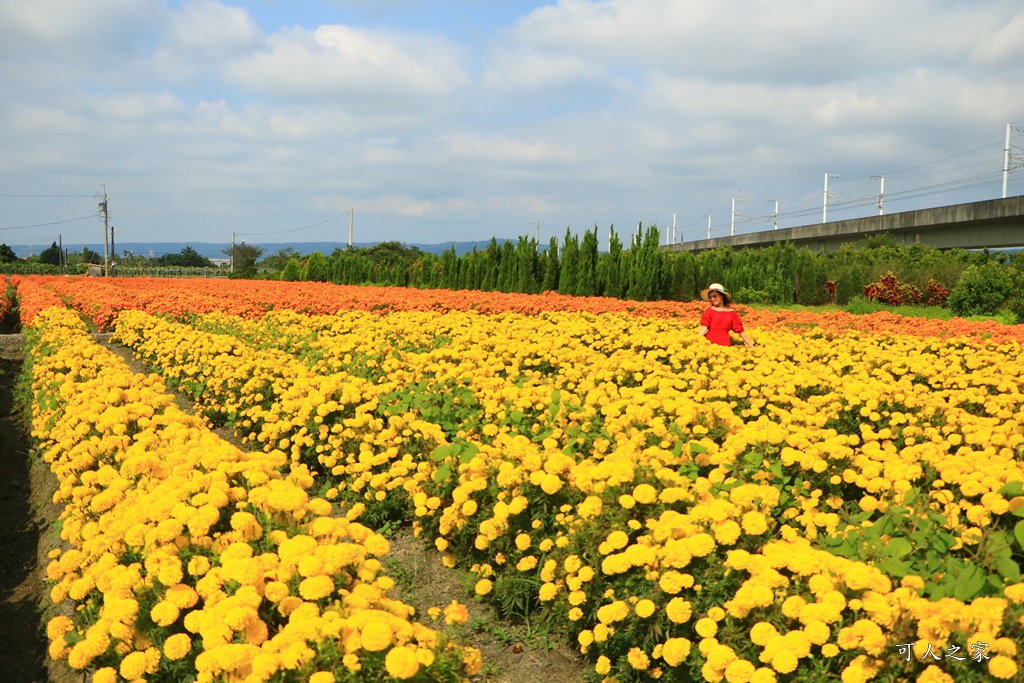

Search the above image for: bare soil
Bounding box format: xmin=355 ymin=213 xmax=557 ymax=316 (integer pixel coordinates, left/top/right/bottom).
xmin=0 ymin=342 xmax=77 ymax=683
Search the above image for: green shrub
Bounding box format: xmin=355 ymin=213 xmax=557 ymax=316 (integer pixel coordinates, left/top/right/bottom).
xmin=1007 ymin=269 xmax=1024 ymax=324
xmin=281 ymin=257 xmax=302 ymax=282
xmin=947 ymin=264 xmax=1013 ymax=317
xmin=734 ymin=287 xmax=772 ymax=305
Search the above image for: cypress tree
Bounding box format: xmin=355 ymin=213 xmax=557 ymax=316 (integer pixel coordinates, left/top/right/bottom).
xmin=542 ymin=236 xmax=559 ymax=292
xmin=515 ymin=236 xmax=540 ymax=293
xmin=558 ymin=228 xmax=579 ymax=295
xmin=497 ymin=240 xmax=515 ymax=292
xmin=576 ymin=227 xmax=599 ymax=296
xmin=602 ymin=227 xmax=623 ymax=299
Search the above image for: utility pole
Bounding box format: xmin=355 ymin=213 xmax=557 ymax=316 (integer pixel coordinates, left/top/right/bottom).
xmin=730 ymin=198 xmax=744 ymax=236
xmin=823 ymin=173 xmax=839 ymax=223
xmin=99 ymin=185 xmax=110 ymax=276
xmin=230 ymin=231 xmax=235 ymax=272
xmin=1004 ymin=123 xmax=1012 ymax=199
xmin=705 ymin=215 xmax=712 ymax=240
xmin=769 ymin=200 xmax=779 ymax=230
xmin=871 ymin=175 xmax=885 ymax=215
xmin=110 ymin=225 xmax=115 ymax=261
xmin=535 ymin=221 xmax=540 ymax=243
xmin=672 ymin=213 xmax=677 ymax=244
xmin=348 ymin=208 xmax=354 ymax=248
xmin=58 ymin=234 xmax=62 ymax=268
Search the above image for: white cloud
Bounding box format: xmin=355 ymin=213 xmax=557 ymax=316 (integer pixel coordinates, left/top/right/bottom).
xmin=225 ymin=24 xmax=469 ymax=102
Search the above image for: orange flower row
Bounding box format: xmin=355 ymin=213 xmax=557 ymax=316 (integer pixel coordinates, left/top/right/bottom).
xmin=9 ymin=275 xmax=67 ymax=326
xmin=18 ymin=274 xmax=1024 ymax=342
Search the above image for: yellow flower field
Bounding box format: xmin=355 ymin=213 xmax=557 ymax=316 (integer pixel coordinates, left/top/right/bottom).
xmin=15 ymin=270 xmax=1024 ymax=683
xmin=102 ymin=306 xmax=1024 ymax=683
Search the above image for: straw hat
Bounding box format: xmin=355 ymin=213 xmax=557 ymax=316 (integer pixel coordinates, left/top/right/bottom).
xmin=700 ymin=283 xmax=732 ymax=303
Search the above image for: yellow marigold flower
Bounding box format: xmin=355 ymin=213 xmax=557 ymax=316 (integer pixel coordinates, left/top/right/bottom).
xmin=633 ymin=484 xmax=658 ymax=504
xmin=695 ymin=617 xmax=718 ymax=638
xmin=597 ymin=600 xmax=630 ymax=624
xmin=750 ymin=668 xmax=777 ymax=683
xmin=515 ymin=533 xmax=532 ymax=551
xmin=749 ymin=621 xmax=778 ymax=646
xmin=150 ymin=600 xmax=180 ymax=627
xmin=707 ymin=607 xmax=725 ymax=621
xmin=187 ymin=555 xmax=211 ymax=577
xmin=93 ymin=667 xmax=117 ymax=683
xmin=628 ymin=647 xmax=650 ymax=670
xmin=595 ymin=655 xmax=612 ymax=675
xmin=741 ymin=511 xmax=768 ymax=535
xmin=343 ymin=653 xmax=361 ymax=671
xmin=298 ymin=575 xmax=335 ymax=601
xmin=444 ymin=600 xmax=469 ymax=625
xmin=385 ymin=646 xmax=420 ymax=679
xmin=265 ymin=581 xmax=290 ymax=602
xmin=361 ymin=620 xmax=394 ymax=652
xmin=771 ymin=650 xmax=798 ymax=674
xmin=821 ymin=643 xmax=840 ymax=658
xmin=309 ymin=673 xmax=334 ymax=683
xmin=1004 ymin=583 xmax=1024 ymax=603
xmin=619 ymin=494 xmax=637 ymax=509
xmin=725 ymin=659 xmax=756 ymax=683
xmin=46 ymin=615 xmax=74 ymax=641
xmin=662 ymin=637 xmax=692 ymax=667
xmin=163 ymin=633 xmax=192 ymax=660
xmin=516 ymin=555 xmax=538 ymax=572
xmin=539 ymin=582 xmax=558 ymax=602
xmin=666 ymin=597 xmax=692 ymax=624
xmin=119 ymin=649 xmax=155 ymax=680
xmin=989 ymin=655 xmax=1018 ymax=679
xmin=713 ymin=520 xmax=742 ymax=545
xmin=540 ymin=473 xmax=563 ymax=495
xmin=635 ymin=599 xmax=656 ymax=618
xmin=475 ymin=579 xmax=493 ymax=596
xmin=435 ymin=537 xmax=449 ymax=552
xmin=659 ymin=570 xmax=687 ymax=595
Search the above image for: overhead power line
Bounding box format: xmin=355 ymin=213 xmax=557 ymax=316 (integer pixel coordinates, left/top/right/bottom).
xmin=0 ymin=214 xmax=99 ymax=231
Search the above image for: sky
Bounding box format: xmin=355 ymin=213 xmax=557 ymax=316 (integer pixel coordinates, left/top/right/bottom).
xmin=1 ymin=0 xmax=1023 ymax=256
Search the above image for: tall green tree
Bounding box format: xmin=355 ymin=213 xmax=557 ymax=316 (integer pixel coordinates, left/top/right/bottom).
xmin=515 ymin=236 xmax=540 ymax=293
xmin=601 ymin=227 xmax=623 ymax=299
xmin=576 ymin=228 xmax=599 ymax=296
xmin=302 ymin=251 xmax=330 ymax=282
xmin=0 ymin=244 xmax=19 ymax=263
xmin=224 ymin=241 xmax=265 ymax=278
xmin=38 ymin=241 xmax=62 ymax=266
xmin=541 ymin=236 xmax=559 ymax=292
xmin=558 ymin=228 xmax=579 ymax=296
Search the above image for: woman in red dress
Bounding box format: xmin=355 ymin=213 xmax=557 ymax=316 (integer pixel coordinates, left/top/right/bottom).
xmin=698 ymin=283 xmax=754 ymax=347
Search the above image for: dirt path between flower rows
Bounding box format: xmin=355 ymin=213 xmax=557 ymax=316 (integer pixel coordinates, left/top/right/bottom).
xmin=0 ymin=333 xmax=78 ymax=683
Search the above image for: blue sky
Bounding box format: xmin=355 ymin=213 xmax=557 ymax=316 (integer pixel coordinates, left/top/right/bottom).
xmin=1 ymin=0 xmax=1022 ymax=255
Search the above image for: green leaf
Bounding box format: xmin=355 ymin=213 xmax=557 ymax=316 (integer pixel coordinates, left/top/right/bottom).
xmin=1015 ymin=520 xmax=1024 ymax=551
xmin=953 ymin=564 xmax=987 ymax=602
xmin=883 ymin=537 xmax=913 ymax=559
xmin=432 ymin=464 xmax=452 ymax=483
xmin=999 ymin=481 xmax=1024 ymax=497
xmin=743 ymin=452 xmax=763 ymax=467
xmin=690 ymin=442 xmax=708 ymax=455
xmin=457 ymin=442 xmax=480 ymax=465
xmin=431 ymin=445 xmax=454 ymax=462
xmin=878 ymin=557 xmax=910 ymax=577
xmin=995 ymin=557 xmax=1021 ymax=583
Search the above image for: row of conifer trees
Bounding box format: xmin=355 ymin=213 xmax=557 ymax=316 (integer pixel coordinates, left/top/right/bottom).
xmin=280 ymin=226 xmax=1007 ymax=306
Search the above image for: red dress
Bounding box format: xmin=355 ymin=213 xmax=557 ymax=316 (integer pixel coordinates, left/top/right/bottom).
xmin=700 ymin=308 xmax=744 ymax=346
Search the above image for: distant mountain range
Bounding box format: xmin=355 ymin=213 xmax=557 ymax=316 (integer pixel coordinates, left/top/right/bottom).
xmin=8 ymin=240 xmax=515 ymax=260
